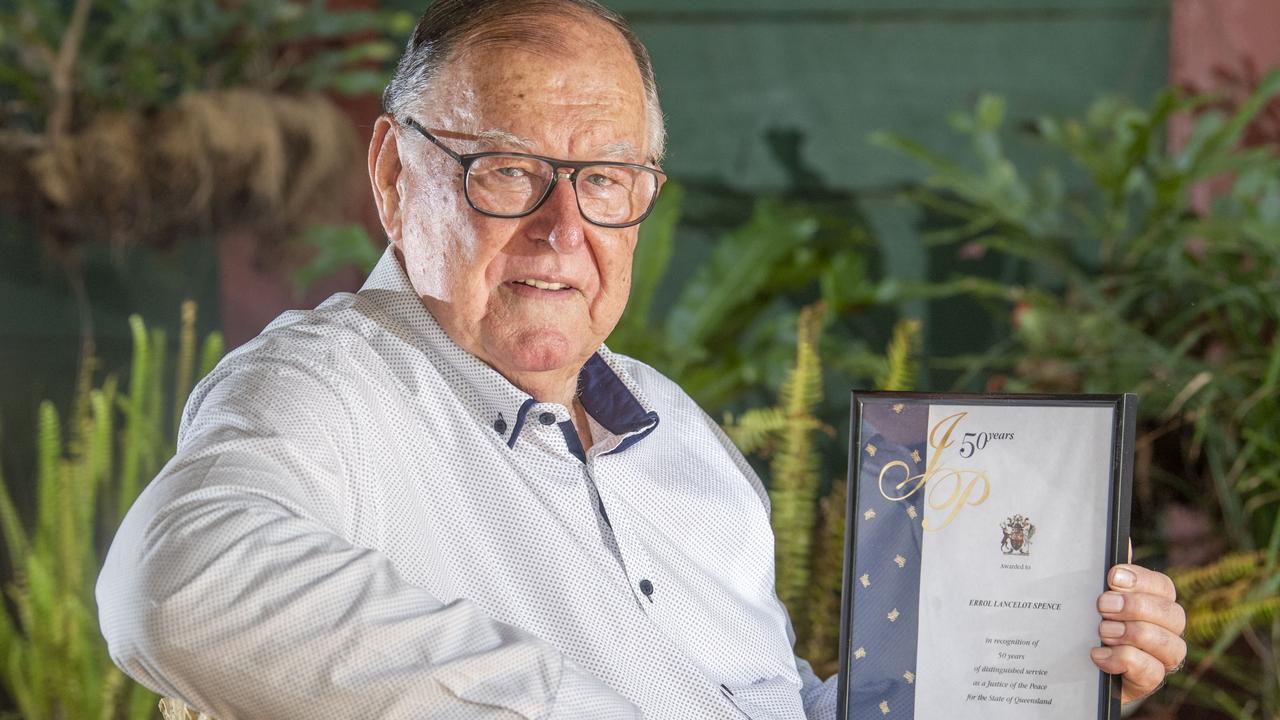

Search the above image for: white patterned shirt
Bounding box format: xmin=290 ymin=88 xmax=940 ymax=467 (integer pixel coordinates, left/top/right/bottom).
xmin=97 ymin=249 xmax=840 ymax=719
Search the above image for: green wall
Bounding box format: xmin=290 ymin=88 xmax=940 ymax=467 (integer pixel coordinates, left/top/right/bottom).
xmin=612 ymin=0 xmax=1169 ymax=380
xmin=623 ymin=1 xmax=1167 ymax=187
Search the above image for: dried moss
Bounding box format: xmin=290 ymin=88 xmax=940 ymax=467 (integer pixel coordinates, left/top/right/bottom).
xmin=1 ymin=90 xmax=361 ymax=249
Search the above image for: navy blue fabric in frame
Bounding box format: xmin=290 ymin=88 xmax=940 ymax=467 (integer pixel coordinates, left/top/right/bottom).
xmin=847 ymin=399 xmax=929 ymax=717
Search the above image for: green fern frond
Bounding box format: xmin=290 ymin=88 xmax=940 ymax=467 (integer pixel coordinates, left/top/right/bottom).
xmin=174 ymin=300 xmax=197 ymax=434
xmin=877 ymin=318 xmax=921 ymax=391
xmin=21 ymin=553 xmax=54 ymax=710
xmin=36 ymin=402 xmax=62 ymax=556
xmin=778 ymin=303 xmax=825 ymax=415
xmin=802 ymin=478 xmax=847 ymax=670
xmin=146 ymin=327 xmax=168 ymax=441
xmin=723 ymin=408 xmax=788 ymax=455
xmin=56 ymin=461 xmax=80 ymax=599
xmin=771 ymin=303 xmax=826 ymax=626
xmin=119 ymin=315 xmax=150 ymax=516
xmin=85 ymin=389 xmax=111 ymax=510
xmin=1184 ymin=597 xmax=1280 ymax=644
xmin=70 ymin=345 xmax=98 ymax=458
xmin=1193 ymin=578 xmax=1253 ymax=610
xmin=1170 ymin=551 xmax=1265 ymax=596
xmin=1169 ymin=551 xmax=1279 ymax=647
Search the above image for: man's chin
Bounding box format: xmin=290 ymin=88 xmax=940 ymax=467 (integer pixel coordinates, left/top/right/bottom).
xmin=486 ymin=330 xmax=589 ymax=377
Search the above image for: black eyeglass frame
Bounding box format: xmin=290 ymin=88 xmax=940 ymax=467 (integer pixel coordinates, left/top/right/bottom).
xmin=402 ymin=117 xmax=666 ymax=229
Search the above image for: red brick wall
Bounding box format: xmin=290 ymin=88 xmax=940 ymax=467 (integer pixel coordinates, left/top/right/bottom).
xmin=1171 ymin=0 xmax=1280 ymax=93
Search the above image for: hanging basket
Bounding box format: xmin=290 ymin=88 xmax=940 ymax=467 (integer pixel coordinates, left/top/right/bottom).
xmin=0 ymin=89 xmax=363 ymax=250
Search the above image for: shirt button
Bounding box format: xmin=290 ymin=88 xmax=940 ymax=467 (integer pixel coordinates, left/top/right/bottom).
xmin=639 ymin=578 xmax=654 ymax=601
xmin=538 ymin=412 xmax=556 ymax=425
xmin=493 ymin=418 xmax=507 ymax=434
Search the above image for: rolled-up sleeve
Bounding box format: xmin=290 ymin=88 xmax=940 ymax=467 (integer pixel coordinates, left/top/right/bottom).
xmin=96 ymin=356 xmax=640 ymax=719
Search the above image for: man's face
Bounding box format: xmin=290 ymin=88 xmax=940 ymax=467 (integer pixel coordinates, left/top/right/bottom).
xmin=388 ymin=17 xmax=651 ymax=386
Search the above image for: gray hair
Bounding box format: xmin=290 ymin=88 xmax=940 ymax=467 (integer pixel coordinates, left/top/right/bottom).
xmin=383 ymin=0 xmax=666 ymax=161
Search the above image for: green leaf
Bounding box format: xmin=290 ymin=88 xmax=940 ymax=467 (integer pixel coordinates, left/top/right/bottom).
xmin=666 ymin=199 xmax=818 ymax=349
xmin=198 ymin=332 xmax=225 ymax=381
xmin=621 ymin=182 xmax=683 ymax=333
xmin=0 ymin=438 xmax=29 ymax=579
xmin=870 ymin=131 xmax=967 ymax=179
xmin=877 ymin=318 xmax=921 ymax=392
xmin=118 ymin=316 xmax=149 ymax=516
xmin=722 ymin=407 xmax=787 ymax=455
xmin=35 ymin=403 xmax=60 ymax=556
xmin=293 ymin=224 xmax=384 ymax=296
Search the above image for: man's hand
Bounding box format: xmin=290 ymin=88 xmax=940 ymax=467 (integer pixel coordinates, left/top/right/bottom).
xmin=1090 ymin=564 xmax=1187 ymax=704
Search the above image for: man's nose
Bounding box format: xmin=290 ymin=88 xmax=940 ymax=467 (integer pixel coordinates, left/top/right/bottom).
xmin=531 ymin=175 xmax=585 ymax=254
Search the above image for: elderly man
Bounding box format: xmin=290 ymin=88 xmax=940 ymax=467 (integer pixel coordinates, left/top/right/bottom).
xmin=97 ymin=1 xmax=1187 ymax=717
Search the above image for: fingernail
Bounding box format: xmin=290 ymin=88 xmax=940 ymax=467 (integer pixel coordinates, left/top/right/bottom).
xmin=1099 ymin=620 xmax=1125 ymax=638
xmin=1091 ymin=647 xmax=1113 ymax=661
xmin=1099 ymin=592 xmax=1124 ymax=613
xmin=1112 ymin=567 xmax=1135 ymax=588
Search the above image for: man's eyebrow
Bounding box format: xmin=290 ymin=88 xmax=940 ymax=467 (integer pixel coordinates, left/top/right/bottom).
xmin=593 ymin=141 xmax=639 ymax=161
xmin=475 ymin=128 xmax=537 ymax=153
xmin=473 ymin=131 xmax=640 ymax=162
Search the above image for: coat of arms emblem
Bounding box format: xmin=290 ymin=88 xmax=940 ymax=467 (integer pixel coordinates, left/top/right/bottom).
xmin=1000 ymin=514 xmax=1036 ymax=555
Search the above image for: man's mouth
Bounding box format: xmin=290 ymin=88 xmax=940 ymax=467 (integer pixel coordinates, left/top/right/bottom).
xmin=512 ymin=278 xmax=573 ymax=291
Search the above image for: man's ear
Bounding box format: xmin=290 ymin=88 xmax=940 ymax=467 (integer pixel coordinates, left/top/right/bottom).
xmin=369 ymin=115 xmax=404 ymax=246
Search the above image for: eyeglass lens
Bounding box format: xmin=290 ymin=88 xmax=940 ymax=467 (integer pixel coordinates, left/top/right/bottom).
xmin=465 ymin=155 xmax=658 ymax=226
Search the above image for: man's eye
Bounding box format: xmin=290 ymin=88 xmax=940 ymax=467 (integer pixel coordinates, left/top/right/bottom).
xmin=496 ymin=167 xmax=527 ymax=178
xmin=586 ymin=173 xmax=614 ymax=187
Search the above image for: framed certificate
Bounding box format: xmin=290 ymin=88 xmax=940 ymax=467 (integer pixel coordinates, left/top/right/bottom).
xmin=836 ymin=392 xmax=1137 ymax=720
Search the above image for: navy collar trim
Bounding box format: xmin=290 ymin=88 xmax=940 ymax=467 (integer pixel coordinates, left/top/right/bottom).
xmin=578 ymin=353 xmax=659 ymax=437
xmin=506 ymin=398 xmax=538 ymax=449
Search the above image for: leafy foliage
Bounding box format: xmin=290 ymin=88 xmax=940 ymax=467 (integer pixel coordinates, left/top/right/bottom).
xmin=876 ymin=318 xmax=921 ymax=392
xmin=0 ymin=302 xmax=223 ymax=719
xmin=1172 ymin=551 xmax=1279 ymax=645
xmin=723 ymin=311 xmax=920 ymax=674
xmin=609 ymin=184 xmax=892 ymax=418
xmin=0 ymin=0 xmax=413 ymax=132
xmin=293 ymin=223 xmax=385 ymax=297
xmin=878 ymin=72 xmax=1280 ymax=716
xmin=732 ymin=303 xmax=826 ymax=625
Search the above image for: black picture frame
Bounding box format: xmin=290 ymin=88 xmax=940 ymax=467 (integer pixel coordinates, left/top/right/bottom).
xmin=835 ymin=391 xmax=1137 ymax=720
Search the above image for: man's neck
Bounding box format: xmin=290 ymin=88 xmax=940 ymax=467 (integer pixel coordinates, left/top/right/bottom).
xmin=505 ymin=368 xmax=595 ymax=453
xmin=505 ymin=367 xmax=579 ymax=409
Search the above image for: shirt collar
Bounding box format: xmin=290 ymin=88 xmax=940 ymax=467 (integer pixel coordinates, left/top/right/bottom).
xmin=359 ymin=247 xmax=660 ymax=452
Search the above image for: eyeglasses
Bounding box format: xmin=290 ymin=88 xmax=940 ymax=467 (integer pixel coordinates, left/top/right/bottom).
xmin=401 ymin=117 xmax=665 ymax=228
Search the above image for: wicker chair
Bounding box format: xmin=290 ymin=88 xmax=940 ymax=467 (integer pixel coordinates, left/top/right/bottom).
xmin=159 ymin=697 xmax=217 ymax=720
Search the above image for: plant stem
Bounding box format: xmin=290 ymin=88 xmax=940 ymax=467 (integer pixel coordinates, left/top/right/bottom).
xmin=47 ymin=0 xmax=94 ymax=140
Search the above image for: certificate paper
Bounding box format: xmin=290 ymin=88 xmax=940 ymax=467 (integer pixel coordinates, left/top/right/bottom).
xmin=836 ymin=393 xmax=1136 ymax=720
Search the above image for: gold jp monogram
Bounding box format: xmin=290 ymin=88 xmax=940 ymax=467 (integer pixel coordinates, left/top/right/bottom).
xmin=877 ymin=411 xmax=990 ymax=532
